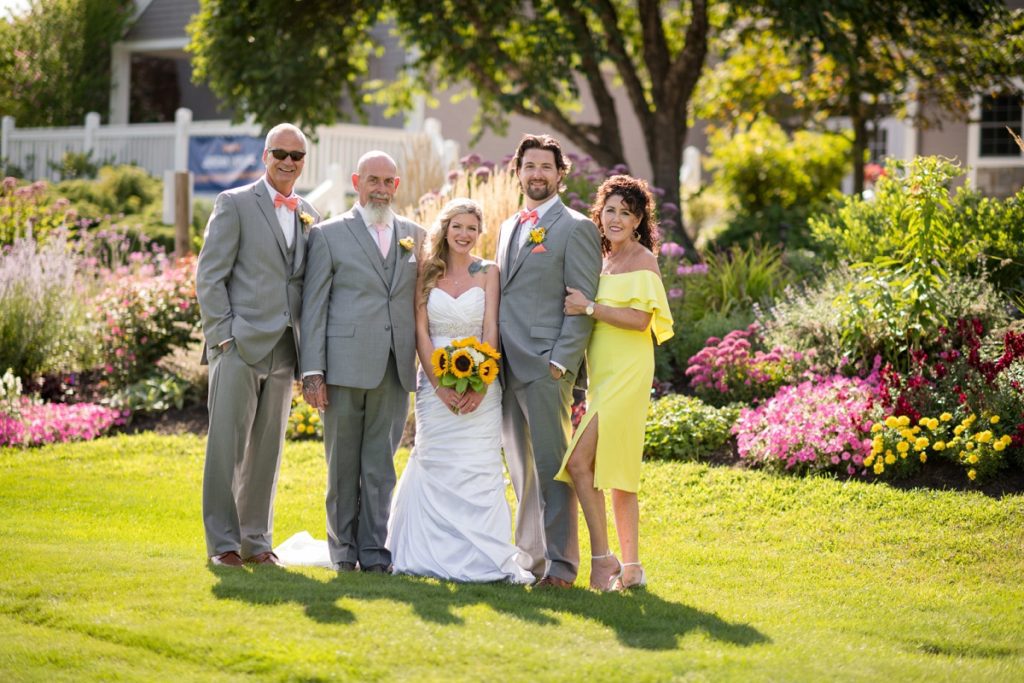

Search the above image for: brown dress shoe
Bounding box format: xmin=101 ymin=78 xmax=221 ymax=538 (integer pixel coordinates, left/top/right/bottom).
xmin=244 ymin=551 xmax=283 ymax=566
xmin=534 ymin=575 xmax=573 ymax=589
xmin=361 ymin=563 xmax=393 ymax=574
xmin=210 ymin=551 xmax=244 ymax=567
xmin=334 ymin=561 xmax=357 ymax=572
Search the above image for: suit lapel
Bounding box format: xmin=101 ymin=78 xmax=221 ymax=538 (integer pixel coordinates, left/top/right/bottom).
xmin=389 ymin=219 xmax=412 ymax=291
xmin=291 ymin=204 xmax=307 ymax=275
xmin=346 ymin=211 xmax=389 ymax=286
xmin=252 ymin=182 xmax=289 ymax=262
xmin=506 ymin=200 xmax=564 ymax=282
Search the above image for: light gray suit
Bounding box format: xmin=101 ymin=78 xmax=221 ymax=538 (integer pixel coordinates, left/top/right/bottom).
xmin=300 ymin=208 xmax=425 ymax=568
xmin=496 ymin=198 xmax=602 ymax=582
xmin=196 ymin=178 xmax=318 ymax=559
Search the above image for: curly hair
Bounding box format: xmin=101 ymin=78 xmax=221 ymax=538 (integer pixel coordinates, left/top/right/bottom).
xmin=589 ymin=174 xmax=660 ymax=255
xmin=420 ymin=198 xmax=485 ymax=304
xmin=509 ymin=133 xmax=572 ymax=176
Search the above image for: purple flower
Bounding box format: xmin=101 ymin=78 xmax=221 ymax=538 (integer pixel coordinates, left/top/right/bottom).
xmin=668 ymin=288 xmax=683 ymax=299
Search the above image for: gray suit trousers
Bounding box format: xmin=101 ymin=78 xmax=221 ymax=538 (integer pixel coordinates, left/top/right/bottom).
xmin=502 ymin=370 xmax=580 ymax=582
xmin=202 ymin=331 xmax=296 ymax=558
xmin=322 ymin=353 xmax=409 ymax=568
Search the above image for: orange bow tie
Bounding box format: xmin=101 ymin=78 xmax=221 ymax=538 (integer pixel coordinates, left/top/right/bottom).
xmin=274 ymin=193 xmax=299 ymax=211
xmin=519 ymin=209 xmax=539 ymax=225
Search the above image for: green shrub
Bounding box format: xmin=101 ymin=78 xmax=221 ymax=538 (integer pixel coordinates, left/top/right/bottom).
xmin=110 ymin=370 xmax=195 ymax=416
xmin=810 ymin=158 xmax=1024 ymax=299
xmin=1 ymin=177 xmax=76 ymax=244
xmin=761 ymin=265 xmax=1009 ymax=374
xmin=706 ymin=118 xmax=850 ymax=248
xmin=46 ymin=150 xmax=114 ymax=180
xmin=54 ymin=164 xmax=160 ymax=217
xmin=644 ymin=394 xmax=740 ymax=461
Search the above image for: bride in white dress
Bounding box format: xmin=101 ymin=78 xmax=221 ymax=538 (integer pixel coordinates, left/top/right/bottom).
xmin=386 ymin=198 xmax=533 ymax=584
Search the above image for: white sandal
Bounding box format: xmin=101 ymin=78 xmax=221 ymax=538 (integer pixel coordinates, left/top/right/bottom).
xmin=589 ymin=552 xmax=623 ymax=591
xmin=613 ymin=562 xmax=647 ymax=591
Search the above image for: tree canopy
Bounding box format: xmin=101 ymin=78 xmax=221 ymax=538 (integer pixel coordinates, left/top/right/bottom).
xmin=188 ymin=0 xmax=715 ymax=251
xmin=0 ymin=0 xmax=131 ymax=127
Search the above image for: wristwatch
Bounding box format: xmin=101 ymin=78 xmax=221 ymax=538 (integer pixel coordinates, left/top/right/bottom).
xmin=585 ymin=301 xmax=595 ymax=316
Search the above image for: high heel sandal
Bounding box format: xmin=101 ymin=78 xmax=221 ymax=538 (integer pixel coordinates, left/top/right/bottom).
xmin=612 ymin=562 xmax=647 ymax=591
xmin=589 ymin=552 xmax=623 ymax=591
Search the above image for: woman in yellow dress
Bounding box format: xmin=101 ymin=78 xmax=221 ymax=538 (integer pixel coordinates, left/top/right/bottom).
xmin=557 ymin=175 xmax=674 ymax=591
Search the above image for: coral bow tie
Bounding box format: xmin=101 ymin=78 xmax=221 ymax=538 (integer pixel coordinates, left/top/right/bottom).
xmin=274 ymin=193 xmax=299 ymax=211
xmin=518 ymin=209 xmax=539 ymax=225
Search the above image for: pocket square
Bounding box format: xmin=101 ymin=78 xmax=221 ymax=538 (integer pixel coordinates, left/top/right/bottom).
xmin=531 ymin=244 xmax=547 ymax=254
xmin=408 ymin=254 xmax=417 ymax=262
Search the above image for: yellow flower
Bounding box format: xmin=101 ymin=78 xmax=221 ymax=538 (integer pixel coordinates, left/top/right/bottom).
xmin=928 ymin=418 xmax=940 ymax=430
xmin=994 ymin=441 xmax=1006 ymax=452
xmin=299 ymin=211 xmax=314 ymax=226
xmin=968 ymin=468 xmax=977 ymax=481
xmin=399 ymin=236 xmax=415 ymax=252
xmin=964 ymin=414 xmax=977 ymax=426
xmin=919 ymin=453 xmax=927 ymax=463
xmin=874 ymin=462 xmax=885 ymax=475
xmin=884 ymin=415 xmax=899 ymax=428
xmin=899 ymin=429 xmax=913 ymax=440
xmin=940 ymin=412 xmax=953 ymax=422
xmin=910 ymin=426 xmax=921 ymax=435
xmin=865 ymin=454 xmax=875 ymax=466
xmin=474 ymin=340 xmax=502 ymax=360
xmin=897 ymin=441 xmax=910 ymax=453
xmin=430 ymin=347 xmax=450 ymax=377
xmin=975 ymin=430 xmax=992 ymax=443
xmin=933 ymin=441 xmax=945 ymax=451
xmin=529 ymin=227 xmax=547 ymax=244
xmin=914 ymin=436 xmax=929 ymax=451
xmin=953 ymin=425 xmax=965 ymax=436
xmin=897 ymin=415 xmax=910 ymax=427
xmin=885 ymin=453 xmax=896 ymax=465
xmin=479 ymin=358 xmax=499 ymax=384
xmin=965 ymin=441 xmax=975 ymax=451
xmin=967 ymin=453 xmax=979 ymax=464
xmin=450 ymin=348 xmax=475 ymax=378
xmin=990 ymin=415 xmax=1000 ymax=424
xmin=451 ymin=336 xmax=478 ymax=348
xmin=871 ymin=423 xmax=883 ymax=433
xmin=309 ymin=413 xmax=319 ymax=424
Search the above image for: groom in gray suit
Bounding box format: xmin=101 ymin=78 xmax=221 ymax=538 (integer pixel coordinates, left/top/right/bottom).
xmin=497 ymin=134 xmax=602 ymax=587
xmin=301 ymin=151 xmax=425 ymax=573
xmin=197 ymin=123 xmax=318 ymax=567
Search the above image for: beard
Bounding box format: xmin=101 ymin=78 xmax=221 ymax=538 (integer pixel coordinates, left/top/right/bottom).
xmin=522 ymin=178 xmax=557 ymax=202
xmin=365 ymin=198 xmax=393 ymax=225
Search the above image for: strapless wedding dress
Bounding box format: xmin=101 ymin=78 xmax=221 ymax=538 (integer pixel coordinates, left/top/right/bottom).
xmin=386 ymin=287 xmax=533 ymax=583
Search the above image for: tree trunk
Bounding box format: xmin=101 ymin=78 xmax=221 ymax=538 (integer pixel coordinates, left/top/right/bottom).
xmin=850 ymin=108 xmax=867 ymax=197
xmin=649 ymin=113 xmax=697 ymax=257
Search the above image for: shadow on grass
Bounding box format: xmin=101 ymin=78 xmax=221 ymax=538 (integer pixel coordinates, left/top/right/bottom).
xmin=210 ymin=565 xmax=768 ymax=650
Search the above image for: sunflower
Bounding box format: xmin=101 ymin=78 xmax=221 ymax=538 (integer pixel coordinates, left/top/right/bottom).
xmin=474 ymin=340 xmax=502 ymax=360
xmin=451 ymin=336 xmax=478 ymax=348
xmin=430 ymin=347 xmax=450 ymax=377
xmin=450 ymin=348 xmax=475 ymax=378
xmin=479 ymin=358 xmax=499 ymax=384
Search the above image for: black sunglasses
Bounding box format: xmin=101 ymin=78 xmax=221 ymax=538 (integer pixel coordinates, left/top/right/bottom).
xmin=268 ymin=148 xmax=307 ymax=161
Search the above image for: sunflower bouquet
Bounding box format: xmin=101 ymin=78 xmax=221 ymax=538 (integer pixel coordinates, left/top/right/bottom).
xmin=430 ymin=336 xmax=501 ymax=393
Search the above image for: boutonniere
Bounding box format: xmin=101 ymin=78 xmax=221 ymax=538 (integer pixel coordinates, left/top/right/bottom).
xmin=529 ymin=227 xmax=547 ymax=245
xmin=399 ymin=236 xmax=415 ymax=252
xmin=299 ymin=212 xmax=314 ymax=227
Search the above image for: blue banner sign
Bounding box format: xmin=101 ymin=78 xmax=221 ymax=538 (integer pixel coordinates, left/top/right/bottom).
xmin=189 ymin=136 xmax=264 ymax=193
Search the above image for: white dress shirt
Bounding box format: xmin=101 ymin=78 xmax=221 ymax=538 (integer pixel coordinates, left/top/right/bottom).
xmin=263 ymin=177 xmax=296 ymax=248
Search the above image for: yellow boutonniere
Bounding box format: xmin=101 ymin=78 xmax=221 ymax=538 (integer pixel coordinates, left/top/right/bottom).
xmin=299 ymin=212 xmax=314 ymax=227
xmin=399 ymin=236 xmax=415 ymax=252
xmin=529 ymin=227 xmax=547 ymax=245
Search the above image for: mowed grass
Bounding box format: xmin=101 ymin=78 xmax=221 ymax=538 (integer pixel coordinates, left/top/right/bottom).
xmin=1 ymin=433 xmax=1022 ymax=682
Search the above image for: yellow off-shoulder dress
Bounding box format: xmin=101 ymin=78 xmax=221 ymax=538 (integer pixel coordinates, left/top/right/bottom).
xmin=555 ymin=269 xmax=674 ymax=492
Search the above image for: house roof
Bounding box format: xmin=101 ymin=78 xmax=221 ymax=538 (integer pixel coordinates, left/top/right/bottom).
xmin=124 ymin=0 xmax=197 ymax=42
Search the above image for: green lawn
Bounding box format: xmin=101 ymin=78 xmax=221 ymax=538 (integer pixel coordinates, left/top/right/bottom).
xmin=1 ymin=433 xmax=1022 ymax=682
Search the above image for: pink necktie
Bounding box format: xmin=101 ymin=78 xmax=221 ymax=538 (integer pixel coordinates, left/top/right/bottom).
xmin=519 ymin=208 xmax=539 ymax=225
xmin=274 ymin=193 xmax=299 ymax=211
xmin=374 ymin=223 xmax=390 ymax=257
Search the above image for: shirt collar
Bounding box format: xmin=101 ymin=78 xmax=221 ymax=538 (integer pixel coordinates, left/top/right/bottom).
xmin=263 ymin=176 xmax=296 ymax=202
xmin=524 ymin=194 xmax=560 ymax=224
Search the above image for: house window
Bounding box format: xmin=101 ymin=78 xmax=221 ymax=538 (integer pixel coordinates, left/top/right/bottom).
xmin=866 ymin=124 xmax=888 ymax=163
xmin=980 ymin=94 xmax=1023 ymax=157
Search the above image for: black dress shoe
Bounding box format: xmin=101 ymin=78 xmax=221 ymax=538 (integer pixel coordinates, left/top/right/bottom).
xmin=334 ymin=561 xmax=357 ymax=572
xmin=361 ymin=563 xmax=392 ymax=574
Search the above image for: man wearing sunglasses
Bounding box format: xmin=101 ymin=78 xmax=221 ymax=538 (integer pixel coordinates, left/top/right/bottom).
xmin=197 ymin=122 xmax=319 ymax=568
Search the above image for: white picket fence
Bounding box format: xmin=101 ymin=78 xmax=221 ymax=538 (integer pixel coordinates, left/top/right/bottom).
xmin=0 ymin=108 xmax=458 ymax=193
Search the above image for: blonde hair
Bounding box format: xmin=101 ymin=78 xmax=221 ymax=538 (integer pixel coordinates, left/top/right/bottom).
xmin=420 ymin=198 xmax=485 ymax=304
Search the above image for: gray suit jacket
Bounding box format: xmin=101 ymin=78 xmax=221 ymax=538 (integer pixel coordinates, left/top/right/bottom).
xmin=496 ymin=199 xmax=602 ymax=384
xmin=196 ymin=179 xmax=317 ymax=374
xmin=300 ymin=209 xmax=426 ymax=392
